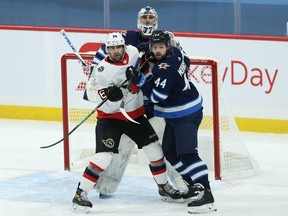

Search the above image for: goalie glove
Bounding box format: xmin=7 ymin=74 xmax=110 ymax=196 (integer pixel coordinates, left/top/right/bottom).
xmin=104 ymin=86 xmax=123 ymax=102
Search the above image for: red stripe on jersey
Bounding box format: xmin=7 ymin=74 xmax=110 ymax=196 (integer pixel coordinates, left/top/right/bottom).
xmin=83 ymin=172 xmax=98 ymax=183
xmin=89 ymin=162 xmax=104 ymax=172
xmin=129 ymin=84 xmax=140 ymax=93
xmin=152 ymin=167 xmax=167 ymax=176
xmin=150 ymin=157 xmax=165 ymax=164
xmin=97 ymin=105 xmax=145 ymax=120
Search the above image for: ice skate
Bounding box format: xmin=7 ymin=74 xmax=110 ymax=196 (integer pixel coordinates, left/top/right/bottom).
xmin=183 ymin=183 xmax=204 ymax=200
xmin=72 ymin=183 xmax=93 ymax=213
xmin=158 ymin=182 xmax=184 ymax=203
xmin=187 ymin=188 xmax=217 ymax=214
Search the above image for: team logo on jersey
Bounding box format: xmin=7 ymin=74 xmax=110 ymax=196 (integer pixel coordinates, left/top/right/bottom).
xmin=98 ymin=66 xmax=104 ymax=72
xmin=158 ymin=63 xmax=170 ymax=69
xmin=102 ymin=138 xmax=115 ymax=148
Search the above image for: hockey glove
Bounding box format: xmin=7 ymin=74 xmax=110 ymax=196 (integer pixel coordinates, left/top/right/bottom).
xmin=125 ymin=66 xmax=146 ymax=87
xmin=136 ymin=41 xmax=150 ymax=54
xmin=104 ymin=86 xmax=123 ymax=102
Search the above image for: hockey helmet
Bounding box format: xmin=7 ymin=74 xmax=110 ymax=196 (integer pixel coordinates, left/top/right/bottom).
xmin=150 ymin=30 xmax=171 ymax=48
xmin=137 ymin=6 xmax=158 ymax=36
xmin=105 ymin=32 xmax=125 ymax=53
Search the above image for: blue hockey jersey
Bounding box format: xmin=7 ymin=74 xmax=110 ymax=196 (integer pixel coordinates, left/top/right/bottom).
xmin=141 ymin=47 xmax=203 ymax=118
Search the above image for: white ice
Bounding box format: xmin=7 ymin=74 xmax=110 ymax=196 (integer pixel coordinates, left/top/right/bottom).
xmin=0 ymin=119 xmax=288 ymax=216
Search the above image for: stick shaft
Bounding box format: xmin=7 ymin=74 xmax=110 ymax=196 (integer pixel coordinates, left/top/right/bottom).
xmin=60 ymin=29 xmax=89 ymax=70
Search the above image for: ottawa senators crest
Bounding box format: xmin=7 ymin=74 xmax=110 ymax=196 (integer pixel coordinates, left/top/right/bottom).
xmin=102 ymin=138 xmax=115 ymax=148
xmin=98 ymin=66 xmax=104 ymax=72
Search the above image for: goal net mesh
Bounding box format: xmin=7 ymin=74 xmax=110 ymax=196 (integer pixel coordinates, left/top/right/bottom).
xmin=61 ymin=53 xmax=260 ymax=180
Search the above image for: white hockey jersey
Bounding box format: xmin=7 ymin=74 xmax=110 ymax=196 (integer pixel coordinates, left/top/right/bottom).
xmin=85 ymin=45 xmax=145 ymax=120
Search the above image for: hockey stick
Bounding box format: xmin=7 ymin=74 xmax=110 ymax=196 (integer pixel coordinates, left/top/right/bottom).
xmin=40 ymin=79 xmax=129 ymax=149
xmin=40 ymin=98 xmax=107 ymax=149
xmin=59 ymin=29 xmax=89 ymax=71
xmin=41 ymin=52 xmax=150 ymax=148
xmin=119 ymin=55 xmax=152 ymax=124
xmin=119 ymin=98 xmax=139 ymax=124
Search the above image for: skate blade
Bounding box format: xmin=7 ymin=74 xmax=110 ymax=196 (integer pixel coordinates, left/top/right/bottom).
xmin=188 ymin=203 xmax=217 ymax=214
xmin=71 ymin=203 xmax=92 ymax=213
xmin=161 ymin=196 xmax=184 ymax=203
xmin=183 ymin=196 xmax=199 ymax=202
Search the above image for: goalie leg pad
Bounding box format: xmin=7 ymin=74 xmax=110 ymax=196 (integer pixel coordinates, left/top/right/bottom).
xmin=142 ymin=141 xmax=164 ymax=161
xmin=148 ymin=117 xmax=188 ymax=192
xmin=95 ymin=135 xmax=136 ymax=194
xmin=148 ymin=117 xmax=165 ymax=141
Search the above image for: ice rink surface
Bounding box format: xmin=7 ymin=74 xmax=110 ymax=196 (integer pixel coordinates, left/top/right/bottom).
xmin=0 ymin=119 xmax=288 ymax=216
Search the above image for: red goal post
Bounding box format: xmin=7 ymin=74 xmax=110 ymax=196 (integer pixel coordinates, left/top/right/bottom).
xmin=189 ymin=58 xmax=221 ymax=179
xmin=61 ymin=53 xmax=259 ymax=181
xmin=60 ymin=53 xmax=94 ymax=172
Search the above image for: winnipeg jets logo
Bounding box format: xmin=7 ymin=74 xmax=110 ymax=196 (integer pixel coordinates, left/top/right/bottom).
xmin=158 ymin=63 xmax=170 ymax=69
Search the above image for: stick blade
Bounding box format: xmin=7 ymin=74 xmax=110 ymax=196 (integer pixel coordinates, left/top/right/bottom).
xmin=119 ymin=107 xmax=140 ymax=124
xmin=40 ymin=138 xmax=64 ymax=149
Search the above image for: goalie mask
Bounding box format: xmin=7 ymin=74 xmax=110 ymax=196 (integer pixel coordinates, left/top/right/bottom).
xmin=137 ymin=6 xmax=158 ymax=36
xmin=105 ymin=32 xmax=126 ymax=61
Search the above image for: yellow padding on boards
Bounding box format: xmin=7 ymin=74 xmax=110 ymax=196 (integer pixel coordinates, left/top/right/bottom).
xmin=0 ymin=105 xmax=287 ymax=134
xmin=0 ymin=105 xmax=62 ymax=121
xmin=236 ymin=118 xmax=288 ymax=134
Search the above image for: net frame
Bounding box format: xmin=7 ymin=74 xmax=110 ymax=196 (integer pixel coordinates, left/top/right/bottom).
xmin=60 ymin=53 xmax=259 ymax=180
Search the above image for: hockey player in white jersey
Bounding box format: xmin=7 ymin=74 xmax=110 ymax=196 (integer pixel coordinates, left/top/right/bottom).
xmin=72 ymin=32 xmax=183 ymax=212
xmin=88 ymin=6 xmax=188 ymax=195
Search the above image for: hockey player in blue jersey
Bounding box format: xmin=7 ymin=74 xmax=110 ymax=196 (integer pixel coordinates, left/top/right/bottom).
xmin=91 ymin=6 xmax=184 ymax=119
xmin=92 ymin=6 xmax=158 ymax=67
xmin=125 ymin=30 xmax=217 ymax=214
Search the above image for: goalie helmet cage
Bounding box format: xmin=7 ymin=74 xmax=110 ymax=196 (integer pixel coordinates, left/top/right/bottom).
xmin=60 ymin=53 xmax=260 ymax=180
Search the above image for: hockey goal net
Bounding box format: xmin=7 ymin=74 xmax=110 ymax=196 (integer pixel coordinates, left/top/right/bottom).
xmin=60 ymin=53 xmax=259 ymax=180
